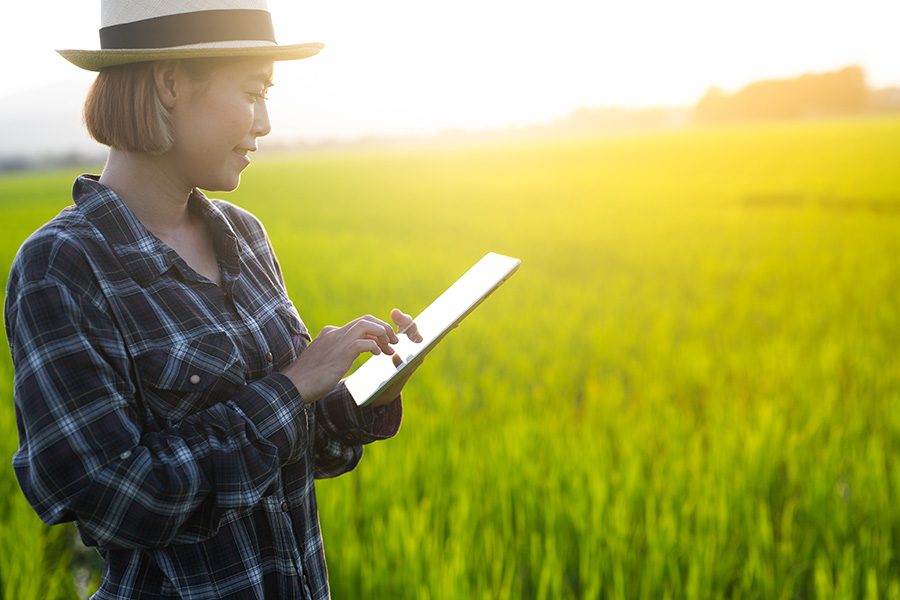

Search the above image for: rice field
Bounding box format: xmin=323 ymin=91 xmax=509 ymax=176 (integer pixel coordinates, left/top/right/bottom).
xmin=1 ymin=117 xmax=898 ymax=598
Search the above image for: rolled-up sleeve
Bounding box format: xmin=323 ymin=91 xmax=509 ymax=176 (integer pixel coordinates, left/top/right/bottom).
xmin=311 ymin=382 xmax=402 ymax=478
xmin=7 ymin=276 xmax=309 ymax=549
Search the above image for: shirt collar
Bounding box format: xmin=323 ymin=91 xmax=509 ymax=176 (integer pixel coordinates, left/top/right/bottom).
xmin=187 ymin=186 xmax=242 ymax=283
xmin=72 ymin=174 xmax=241 ymax=286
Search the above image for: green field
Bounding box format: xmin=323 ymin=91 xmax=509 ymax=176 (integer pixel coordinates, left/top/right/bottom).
xmin=1 ymin=117 xmax=899 ymax=598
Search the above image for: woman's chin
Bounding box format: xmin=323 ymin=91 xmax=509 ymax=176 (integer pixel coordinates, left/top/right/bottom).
xmin=198 ymin=173 xmax=242 ymax=193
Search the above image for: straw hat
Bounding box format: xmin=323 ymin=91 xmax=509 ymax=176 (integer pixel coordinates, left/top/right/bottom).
xmin=57 ymin=0 xmax=323 ymax=71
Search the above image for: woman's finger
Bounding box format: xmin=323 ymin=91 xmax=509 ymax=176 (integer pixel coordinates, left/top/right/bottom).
xmin=392 ymin=308 xmax=423 ymax=342
xmin=354 ymin=314 xmax=399 ymax=344
xmin=363 ymin=333 xmax=396 ymax=355
xmin=347 ymin=318 xmax=393 ymax=342
xmin=390 ymin=308 xmax=412 ymax=328
xmin=347 ymin=320 xmax=395 ymax=354
xmin=352 ymin=338 xmax=383 ymax=356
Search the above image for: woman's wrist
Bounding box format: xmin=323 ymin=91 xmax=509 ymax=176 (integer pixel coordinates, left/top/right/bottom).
xmin=293 ymin=379 xmax=321 ymax=404
xmin=281 ymin=359 xmax=326 ymax=404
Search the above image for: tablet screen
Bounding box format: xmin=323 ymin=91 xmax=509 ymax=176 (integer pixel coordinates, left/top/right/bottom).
xmin=344 ymin=252 xmax=521 ymax=406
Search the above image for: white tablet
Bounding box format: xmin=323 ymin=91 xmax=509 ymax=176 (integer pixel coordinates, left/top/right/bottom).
xmin=344 ymin=252 xmax=521 ymax=406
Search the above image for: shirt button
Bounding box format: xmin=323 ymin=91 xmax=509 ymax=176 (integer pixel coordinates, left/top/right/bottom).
xmin=189 ymin=374 xmax=201 ymax=385
xmin=265 ymin=351 xmax=273 ymax=362
xmin=281 ymin=501 xmax=290 ymax=512
xmin=119 ymin=450 xmax=132 ymax=460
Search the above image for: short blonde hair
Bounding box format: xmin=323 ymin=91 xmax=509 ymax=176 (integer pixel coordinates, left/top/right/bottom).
xmin=84 ymin=62 xmax=173 ymax=155
xmin=83 ymin=59 xmax=226 ymax=155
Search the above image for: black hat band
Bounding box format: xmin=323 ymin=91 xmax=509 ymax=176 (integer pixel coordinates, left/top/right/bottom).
xmin=99 ymin=9 xmax=276 ymax=50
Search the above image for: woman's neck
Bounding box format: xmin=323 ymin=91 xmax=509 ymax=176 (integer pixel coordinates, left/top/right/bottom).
xmin=99 ymin=149 xmax=195 ymax=237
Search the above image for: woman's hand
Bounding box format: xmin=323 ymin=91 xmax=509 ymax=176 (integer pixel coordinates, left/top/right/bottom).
xmin=281 ymin=309 xmax=422 ymax=404
xmin=368 ymin=308 xmax=425 ymax=406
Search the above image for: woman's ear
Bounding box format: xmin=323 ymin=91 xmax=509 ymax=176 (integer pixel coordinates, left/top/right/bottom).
xmin=153 ymin=61 xmax=180 ymax=109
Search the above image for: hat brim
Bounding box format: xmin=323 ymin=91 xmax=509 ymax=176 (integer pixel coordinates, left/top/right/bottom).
xmin=57 ymin=42 xmax=323 ymax=71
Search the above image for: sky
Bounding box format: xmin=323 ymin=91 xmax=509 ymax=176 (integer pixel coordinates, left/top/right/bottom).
xmin=2 ymin=0 xmax=900 ymax=145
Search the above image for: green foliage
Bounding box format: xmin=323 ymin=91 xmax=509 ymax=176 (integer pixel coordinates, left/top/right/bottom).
xmin=0 ymin=117 xmax=898 ymax=598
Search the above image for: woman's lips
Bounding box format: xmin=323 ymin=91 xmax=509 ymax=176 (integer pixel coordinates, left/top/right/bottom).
xmin=233 ymin=149 xmax=252 ymax=167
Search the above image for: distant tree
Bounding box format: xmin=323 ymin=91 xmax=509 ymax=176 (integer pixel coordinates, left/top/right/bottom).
xmin=694 ymin=65 xmax=869 ymax=123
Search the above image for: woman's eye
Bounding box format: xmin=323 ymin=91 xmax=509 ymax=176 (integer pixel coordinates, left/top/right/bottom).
xmin=248 ymin=90 xmax=269 ymax=102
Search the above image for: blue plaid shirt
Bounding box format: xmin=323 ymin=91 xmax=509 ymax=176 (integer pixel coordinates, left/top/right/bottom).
xmin=5 ymin=175 xmax=402 ymax=599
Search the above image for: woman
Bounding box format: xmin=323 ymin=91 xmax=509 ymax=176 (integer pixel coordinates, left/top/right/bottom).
xmin=5 ymin=2 xmax=422 ymax=598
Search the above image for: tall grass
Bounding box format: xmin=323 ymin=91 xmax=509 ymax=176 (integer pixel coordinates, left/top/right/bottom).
xmin=1 ymin=117 xmax=898 ymax=598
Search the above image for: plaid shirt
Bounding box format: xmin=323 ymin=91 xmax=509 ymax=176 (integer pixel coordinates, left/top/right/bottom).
xmin=5 ymin=175 xmax=401 ymax=599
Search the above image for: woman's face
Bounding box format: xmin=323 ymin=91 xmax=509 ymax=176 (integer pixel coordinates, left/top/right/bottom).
xmin=168 ymin=58 xmax=274 ymax=192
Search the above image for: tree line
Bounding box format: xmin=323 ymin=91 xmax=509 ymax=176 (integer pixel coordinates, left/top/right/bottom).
xmin=694 ymin=65 xmax=899 ymax=123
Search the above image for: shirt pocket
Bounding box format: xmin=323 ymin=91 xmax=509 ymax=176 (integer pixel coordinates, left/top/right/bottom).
xmin=135 ymin=331 xmax=246 ymax=426
xmin=273 ymin=303 xmax=311 ymax=362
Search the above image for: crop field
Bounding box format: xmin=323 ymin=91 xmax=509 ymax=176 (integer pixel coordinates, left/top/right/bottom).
xmin=0 ymin=117 xmax=898 ymax=598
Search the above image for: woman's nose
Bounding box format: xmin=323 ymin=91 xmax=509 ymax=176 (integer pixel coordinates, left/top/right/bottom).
xmin=253 ymin=100 xmax=272 ymax=138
